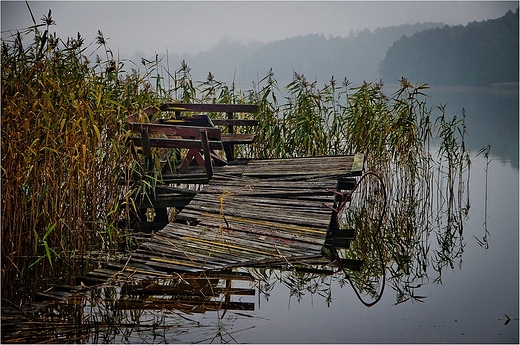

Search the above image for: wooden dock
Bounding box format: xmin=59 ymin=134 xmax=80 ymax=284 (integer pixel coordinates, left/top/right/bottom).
xmin=77 ymin=154 xmax=364 ymax=285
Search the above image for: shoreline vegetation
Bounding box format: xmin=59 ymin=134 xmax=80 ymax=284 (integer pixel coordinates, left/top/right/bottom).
xmin=3 ymin=11 xmax=471 ymax=307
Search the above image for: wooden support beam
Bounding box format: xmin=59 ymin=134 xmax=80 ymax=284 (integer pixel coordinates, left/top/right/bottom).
xmin=178 ymin=149 xmax=206 ymax=174
xmin=226 ymin=111 xmax=235 ymax=161
xmin=200 ymin=129 xmax=214 ymax=178
xmin=140 ymin=127 xmax=153 ymax=173
xmin=212 ymin=119 xmax=259 ymax=126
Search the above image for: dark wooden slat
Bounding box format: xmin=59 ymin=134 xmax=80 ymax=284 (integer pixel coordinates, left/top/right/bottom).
xmin=140 ymin=127 xmax=153 ymax=172
xmin=115 ymin=299 xmax=255 ymax=311
xmin=127 ymin=123 xmax=221 ymax=140
xmin=131 ymin=137 xmax=224 ymax=150
xmin=212 ymin=119 xmax=259 ymax=126
xmin=200 ymin=129 xmax=213 ymax=178
xmin=159 ymin=103 xmax=258 ymax=114
xmin=221 ymin=133 xmax=256 ymax=144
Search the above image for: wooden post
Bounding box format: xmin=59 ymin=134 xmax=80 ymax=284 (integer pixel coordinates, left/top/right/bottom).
xmin=200 ymin=129 xmax=214 ymax=178
xmin=141 ymin=127 xmax=153 ymax=173
xmin=226 ymin=111 xmax=235 ymax=161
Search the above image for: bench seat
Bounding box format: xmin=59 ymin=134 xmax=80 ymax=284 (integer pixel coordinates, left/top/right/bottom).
xmin=212 ymin=119 xmax=259 ymax=127
xmin=131 ymin=137 xmax=224 ymax=151
xmin=221 ymin=133 xmax=256 ymax=145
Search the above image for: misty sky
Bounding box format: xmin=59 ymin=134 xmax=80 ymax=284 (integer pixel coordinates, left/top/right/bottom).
xmin=2 ymin=1 xmax=518 ymax=57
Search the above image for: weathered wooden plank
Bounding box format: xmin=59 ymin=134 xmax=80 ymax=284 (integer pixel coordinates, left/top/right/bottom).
xmin=145 ymin=229 xmax=273 ymax=262
xmin=183 ymin=192 xmax=332 ymax=212
xmin=201 ymin=181 xmax=336 ymax=192
xmin=241 ymin=157 xmax=356 ymax=176
xmin=99 ymin=154 xmax=365 ymax=287
xmin=159 ymin=103 xmax=258 ymax=114
xmin=154 ymin=226 xmax=317 ymax=266
xmin=180 ymin=203 xmax=331 ymax=230
xmin=197 ymin=214 xmax=326 ymax=236
xmin=140 ymin=239 xmax=247 ymax=266
xmin=128 ymin=255 xmax=204 ymax=273
xmin=127 ymin=122 xmax=222 ymax=140
xmin=165 ymin=221 xmax=326 ymax=260
xmin=212 ymin=119 xmax=259 ymax=126
xmin=186 ymin=226 xmax=320 ymax=256
xmin=195 ymin=218 xmax=326 ymax=246
xmin=132 ymin=137 xmax=224 ymax=150
xmin=221 ymin=133 xmax=256 ymax=144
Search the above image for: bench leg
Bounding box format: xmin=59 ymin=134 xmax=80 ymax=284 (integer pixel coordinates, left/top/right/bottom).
xmin=223 ymin=143 xmax=235 ymax=161
xmin=179 ymin=148 xmax=206 ymax=174
xmin=211 ymin=151 xmax=228 ymax=166
xmin=141 ymin=128 xmax=154 ymax=173
xmin=177 ymin=130 xmax=214 ymax=178
xmin=200 ymin=129 xmax=214 ymax=178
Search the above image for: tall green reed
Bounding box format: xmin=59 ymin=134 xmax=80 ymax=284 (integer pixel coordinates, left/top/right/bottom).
xmin=1 ymin=13 xmax=167 ymax=302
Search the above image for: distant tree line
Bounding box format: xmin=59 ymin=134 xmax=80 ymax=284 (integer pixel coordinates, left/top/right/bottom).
xmin=140 ymin=22 xmax=444 ymax=87
xmin=133 ymin=10 xmax=517 ymax=89
xmin=236 ymin=22 xmax=444 ymax=86
xmin=379 ymin=9 xmax=519 ymax=86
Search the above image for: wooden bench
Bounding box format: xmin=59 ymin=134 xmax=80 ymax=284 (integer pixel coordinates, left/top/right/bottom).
xmin=127 ymin=118 xmax=224 ymax=179
xmin=126 ymin=103 xmax=259 ymax=178
xmin=151 ymin=103 xmax=259 ymax=162
xmin=128 ymin=122 xmax=222 ymax=177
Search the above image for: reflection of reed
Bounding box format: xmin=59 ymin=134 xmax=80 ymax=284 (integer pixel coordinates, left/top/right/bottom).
xmin=249 ymin=267 xmax=336 ymax=306
xmin=475 ymin=145 xmax=491 ymax=249
xmin=320 ymin=171 xmax=388 ymax=306
xmin=341 ymin=107 xmax=470 ymax=304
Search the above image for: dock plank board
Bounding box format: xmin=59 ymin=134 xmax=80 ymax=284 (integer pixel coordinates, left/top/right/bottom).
xmin=80 ymin=155 xmax=361 ymax=284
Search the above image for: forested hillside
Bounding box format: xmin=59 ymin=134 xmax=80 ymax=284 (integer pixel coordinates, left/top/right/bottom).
xmin=236 ymin=22 xmax=443 ymax=86
xmin=146 ymin=22 xmax=443 ymax=87
xmin=135 ymin=10 xmax=518 ymax=88
xmin=379 ymin=9 xmax=519 ymax=86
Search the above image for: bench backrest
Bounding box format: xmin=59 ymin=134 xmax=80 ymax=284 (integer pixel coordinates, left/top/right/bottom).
xmin=126 ymin=122 xmax=221 ymax=141
xmin=125 ymin=103 xmax=259 ymax=174
xmin=127 ymin=103 xmax=258 ymax=131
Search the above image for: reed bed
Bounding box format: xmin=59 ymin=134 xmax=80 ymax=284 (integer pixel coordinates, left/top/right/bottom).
xmin=1 ymin=14 xmax=167 ymax=302
xmin=2 ymin=9 xmax=470 ymax=307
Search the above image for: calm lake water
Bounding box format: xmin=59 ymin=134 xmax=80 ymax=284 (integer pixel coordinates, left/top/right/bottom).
xmin=7 ymin=86 xmax=518 ymax=343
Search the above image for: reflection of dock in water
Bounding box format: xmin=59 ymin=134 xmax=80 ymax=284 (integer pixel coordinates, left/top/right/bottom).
xmin=117 ymin=271 xmax=256 ymax=313
xmin=77 ymin=154 xmax=364 ymax=285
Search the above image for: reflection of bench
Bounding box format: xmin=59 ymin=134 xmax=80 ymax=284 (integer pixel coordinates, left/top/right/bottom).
xmin=149 ymin=103 xmax=259 ymax=162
